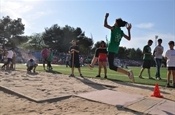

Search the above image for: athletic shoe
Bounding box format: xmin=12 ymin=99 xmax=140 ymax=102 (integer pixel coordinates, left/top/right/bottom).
xmin=69 ymin=74 xmax=75 ymax=77
xmin=80 ymin=74 xmax=84 ymax=78
xmin=166 ymin=83 xmax=171 ymax=88
xmin=173 ymin=83 xmax=175 ymax=88
xmin=88 ymin=64 xmax=93 ymax=69
xmin=128 ymin=70 xmax=135 ymax=82
xmin=96 ymin=75 xmax=101 ymax=77
xmin=27 ymin=70 xmax=31 ymax=74
xmin=156 ymin=77 xmax=161 ymax=80
xmin=149 ymin=77 xmax=154 ymax=80
xmin=139 ymin=75 xmax=143 ymax=79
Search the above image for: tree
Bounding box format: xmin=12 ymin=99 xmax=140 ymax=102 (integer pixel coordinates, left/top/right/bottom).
xmin=42 ymin=24 xmax=93 ymax=54
xmin=0 ymin=16 xmax=25 ymax=48
xmin=23 ymin=33 xmax=45 ymax=50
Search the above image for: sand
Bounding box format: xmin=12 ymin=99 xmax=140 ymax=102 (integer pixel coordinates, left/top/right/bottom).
xmin=0 ymin=69 xmax=174 ymax=115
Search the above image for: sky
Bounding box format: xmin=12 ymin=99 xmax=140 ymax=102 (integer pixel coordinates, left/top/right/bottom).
xmin=0 ymin=0 xmax=175 ymax=54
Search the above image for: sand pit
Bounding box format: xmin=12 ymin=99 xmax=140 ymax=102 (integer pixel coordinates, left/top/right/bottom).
xmin=0 ymin=70 xmax=174 ymax=115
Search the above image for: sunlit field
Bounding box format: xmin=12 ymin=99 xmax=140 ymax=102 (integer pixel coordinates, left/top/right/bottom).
xmin=13 ymin=63 xmax=169 ymax=87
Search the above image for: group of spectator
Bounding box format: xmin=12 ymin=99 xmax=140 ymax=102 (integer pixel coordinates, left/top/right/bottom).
xmin=138 ymin=39 xmax=175 ymax=88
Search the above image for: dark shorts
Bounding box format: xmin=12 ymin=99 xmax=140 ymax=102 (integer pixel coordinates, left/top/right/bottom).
xmin=69 ymin=59 xmax=80 ymax=68
xmin=5 ymin=58 xmax=12 ymax=65
xmin=142 ymin=60 xmax=151 ymax=69
xmin=168 ymin=67 xmax=175 ymax=70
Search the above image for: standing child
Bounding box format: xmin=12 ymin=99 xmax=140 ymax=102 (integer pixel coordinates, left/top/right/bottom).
xmin=138 ymin=40 xmax=153 ymax=79
xmin=1 ymin=48 xmax=14 ymax=70
xmin=89 ymin=41 xmax=108 ymax=78
xmin=165 ymin=41 xmax=175 ymax=88
xmin=69 ymin=40 xmax=83 ymax=77
xmin=153 ymin=39 xmax=164 ymax=80
xmin=103 ymin=13 xmax=134 ymax=82
xmin=10 ymin=51 xmax=16 ymax=70
xmin=47 ymin=48 xmax=53 ymax=71
xmin=41 ymin=47 xmax=49 ymax=70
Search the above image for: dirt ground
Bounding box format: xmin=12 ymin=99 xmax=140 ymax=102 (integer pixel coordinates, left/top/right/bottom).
xmin=0 ymin=70 xmax=174 ymax=115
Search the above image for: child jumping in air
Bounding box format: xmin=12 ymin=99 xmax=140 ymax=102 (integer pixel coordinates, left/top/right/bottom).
xmin=98 ymin=13 xmax=135 ymax=82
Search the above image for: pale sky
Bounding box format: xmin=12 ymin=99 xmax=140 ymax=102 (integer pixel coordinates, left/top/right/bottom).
xmin=0 ymin=0 xmax=175 ymax=54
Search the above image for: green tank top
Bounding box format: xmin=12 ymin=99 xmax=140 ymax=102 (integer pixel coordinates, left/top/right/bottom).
xmin=108 ymin=26 xmax=124 ymax=53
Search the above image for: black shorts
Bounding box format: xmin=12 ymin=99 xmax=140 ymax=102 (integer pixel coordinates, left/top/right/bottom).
xmin=142 ymin=60 xmax=151 ymax=69
xmin=168 ymin=67 xmax=175 ymax=70
xmin=69 ymin=59 xmax=80 ymax=68
xmin=5 ymin=58 xmax=12 ymax=65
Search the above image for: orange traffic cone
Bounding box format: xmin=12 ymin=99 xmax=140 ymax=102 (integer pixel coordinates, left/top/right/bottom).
xmin=151 ymin=84 xmax=163 ymax=98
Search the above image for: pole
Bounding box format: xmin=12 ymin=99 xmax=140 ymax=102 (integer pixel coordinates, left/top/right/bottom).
xmin=155 ymin=35 xmax=158 ymax=47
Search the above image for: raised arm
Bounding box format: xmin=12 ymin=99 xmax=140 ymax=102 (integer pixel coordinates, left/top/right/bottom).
xmin=123 ymin=23 xmax=132 ymax=41
xmin=104 ymin=13 xmax=113 ymax=30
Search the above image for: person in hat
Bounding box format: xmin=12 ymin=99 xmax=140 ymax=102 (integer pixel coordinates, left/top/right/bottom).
xmin=89 ymin=41 xmax=108 ymax=78
xmin=103 ymin=13 xmax=134 ymax=82
xmin=165 ymin=41 xmax=175 ymax=88
xmin=26 ymin=59 xmax=38 ymax=73
xmin=153 ymin=38 xmax=164 ymax=80
xmin=68 ymin=40 xmax=83 ymax=77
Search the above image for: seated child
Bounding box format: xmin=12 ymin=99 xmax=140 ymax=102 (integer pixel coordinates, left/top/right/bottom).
xmin=26 ymin=59 xmax=38 ymax=73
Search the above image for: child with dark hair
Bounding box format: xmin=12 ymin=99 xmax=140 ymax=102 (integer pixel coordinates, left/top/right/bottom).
xmin=1 ymin=48 xmax=14 ymax=70
xmin=153 ymin=38 xmax=164 ymax=80
xmin=89 ymin=41 xmax=108 ymax=78
xmin=69 ymin=40 xmax=83 ymax=77
xmin=47 ymin=48 xmax=53 ymax=71
xmin=26 ymin=59 xmax=38 ymax=73
xmin=138 ymin=40 xmax=153 ymax=79
xmin=165 ymin=41 xmax=175 ymax=88
xmin=103 ymin=13 xmax=134 ymax=82
xmin=41 ymin=47 xmax=49 ymax=70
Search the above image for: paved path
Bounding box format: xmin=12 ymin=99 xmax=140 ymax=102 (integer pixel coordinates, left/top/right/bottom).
xmin=77 ymin=89 xmax=175 ymax=115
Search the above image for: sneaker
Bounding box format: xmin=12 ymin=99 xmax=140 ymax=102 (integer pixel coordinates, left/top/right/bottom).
xmin=104 ymin=75 xmax=107 ymax=79
xmin=139 ymin=75 xmax=143 ymax=79
xmin=173 ymin=83 xmax=175 ymax=88
xmin=69 ymin=74 xmax=75 ymax=77
xmin=27 ymin=70 xmax=31 ymax=74
xmin=96 ymin=75 xmax=101 ymax=77
xmin=166 ymin=83 xmax=171 ymax=88
xmin=149 ymin=77 xmax=154 ymax=80
xmin=80 ymin=74 xmax=84 ymax=78
xmin=128 ymin=70 xmax=135 ymax=82
xmin=88 ymin=64 xmax=93 ymax=69
xmin=156 ymin=77 xmax=161 ymax=80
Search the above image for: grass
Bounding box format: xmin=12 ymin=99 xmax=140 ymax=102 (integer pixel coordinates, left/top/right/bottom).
xmin=14 ymin=64 xmax=169 ymax=87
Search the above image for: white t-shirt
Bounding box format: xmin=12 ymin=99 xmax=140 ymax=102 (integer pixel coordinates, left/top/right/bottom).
xmin=165 ymin=49 xmax=175 ymax=67
xmin=154 ymin=45 xmax=164 ymax=59
xmin=7 ymin=50 xmax=14 ymax=59
xmin=27 ymin=60 xmax=37 ymax=67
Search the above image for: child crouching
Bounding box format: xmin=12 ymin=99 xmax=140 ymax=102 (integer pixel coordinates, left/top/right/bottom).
xmin=26 ymin=59 xmax=38 ymax=73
